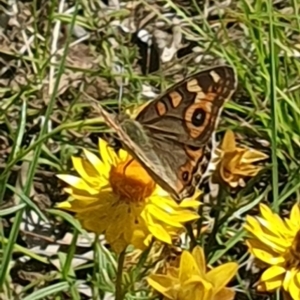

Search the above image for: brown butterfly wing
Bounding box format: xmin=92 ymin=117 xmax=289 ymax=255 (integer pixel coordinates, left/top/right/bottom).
xmin=136 ymin=65 xmax=237 ymax=147
xmin=134 ymin=65 xmax=237 ymax=199
xmin=99 ymin=66 xmax=237 ymax=200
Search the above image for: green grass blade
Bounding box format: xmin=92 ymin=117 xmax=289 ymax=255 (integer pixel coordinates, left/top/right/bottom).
xmin=267 ymin=0 xmax=279 ymax=212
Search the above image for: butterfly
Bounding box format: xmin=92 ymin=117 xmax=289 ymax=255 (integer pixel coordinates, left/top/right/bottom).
xmin=97 ymin=65 xmax=237 ymax=201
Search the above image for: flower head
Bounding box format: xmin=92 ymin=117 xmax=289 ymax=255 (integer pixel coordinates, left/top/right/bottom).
xmin=57 ymin=139 xmax=200 ymax=253
xmin=245 ymin=203 xmax=300 ymax=299
xmin=147 ymin=245 xmax=238 ymax=300
xmin=218 ymin=130 xmax=268 ymax=188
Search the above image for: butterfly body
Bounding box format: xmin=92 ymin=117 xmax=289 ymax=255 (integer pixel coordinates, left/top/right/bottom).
xmin=99 ymin=66 xmax=237 ymax=201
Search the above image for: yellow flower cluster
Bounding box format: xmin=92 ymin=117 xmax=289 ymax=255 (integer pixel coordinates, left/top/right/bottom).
xmin=57 ymin=130 xmax=276 ymax=300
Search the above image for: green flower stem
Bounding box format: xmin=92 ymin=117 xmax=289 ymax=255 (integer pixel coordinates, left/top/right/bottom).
xmin=206 ymin=186 xmax=227 ymax=258
xmin=115 ymin=250 xmax=126 ymax=300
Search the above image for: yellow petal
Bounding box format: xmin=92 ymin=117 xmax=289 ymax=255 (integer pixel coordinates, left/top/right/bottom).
xmin=206 ymin=262 xmax=238 ymax=294
xmin=145 ymin=204 xmax=186 ymax=228
xmin=143 ymin=233 xmax=153 ymax=247
xmin=56 ymin=201 xmax=72 ymax=209
xmin=219 ymin=165 xmax=238 ymax=186
xmin=241 ymin=149 xmax=268 ymax=163
xmin=98 ymin=139 xmax=118 ymax=167
xmin=56 ymin=175 xmax=99 ymax=194
xmin=179 ymin=251 xmax=201 ymax=283
xmin=232 ymin=164 xmax=262 ymax=177
xmin=72 ymin=156 xmax=107 ymax=188
xmin=221 ymin=130 xmax=236 ymax=152
xmin=119 ymin=148 xmax=129 ymax=161
xmin=83 ymin=148 xmax=109 ymax=179
xmin=259 ymin=204 xmax=288 ymax=234
xmin=246 ymin=240 xmax=285 ymax=265
xmin=110 ymin=238 xmax=128 ymax=254
xmin=261 ymin=265 xmax=286 ymax=281
xmin=259 ymin=268 xmax=284 ymax=291
xmin=244 ymin=216 xmax=287 ymax=253
xmin=76 ymin=206 xmax=108 ymax=233
xmin=170 ymin=209 xmax=200 ymax=223
xmin=64 ymin=187 xmax=102 ymax=201
xmin=227 ymin=153 xmax=242 ymax=170
xmin=147 ymin=275 xmax=177 ymax=299
xmin=150 ymin=198 xmax=199 ymax=223
xmin=180 ymin=199 xmax=201 ymax=209
xmin=56 ymin=197 xmax=99 ymax=211
xmin=288 ymin=272 xmax=300 ymax=300
xmin=283 ymin=269 xmax=294 ymax=292
xmin=131 ymin=228 xmax=149 ymax=250
xmin=195 ymin=280 xmax=214 ymax=300
xmin=184 ymin=274 xmax=205 ymax=285
xmin=150 ymin=195 xmax=180 ymax=209
xmin=147 ymin=223 xmax=172 ymax=244
xmin=168 ymin=266 xmax=180 ymax=279
xmin=106 ymin=203 xmax=131 ymax=242
xmin=182 ymin=280 xmax=213 ymax=300
xmin=192 ymin=246 xmax=206 ymax=275
xmin=213 ymin=288 xmax=235 ymax=300
xmin=290 ymin=203 xmax=300 ymax=228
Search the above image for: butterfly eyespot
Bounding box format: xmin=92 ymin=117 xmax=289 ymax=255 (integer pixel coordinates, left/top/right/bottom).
xmin=192 ymin=108 xmax=206 ymax=127
xmin=182 ymin=171 xmax=189 ymax=182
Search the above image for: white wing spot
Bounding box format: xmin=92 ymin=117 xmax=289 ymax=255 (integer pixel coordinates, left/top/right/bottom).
xmin=209 ymin=70 xmax=221 ymax=83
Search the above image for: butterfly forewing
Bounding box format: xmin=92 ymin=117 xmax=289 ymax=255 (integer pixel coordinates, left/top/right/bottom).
xmin=136 ymin=65 xmax=237 ymax=147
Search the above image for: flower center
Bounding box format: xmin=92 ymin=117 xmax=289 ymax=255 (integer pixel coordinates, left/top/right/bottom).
xmin=109 ymin=156 xmax=156 ymax=202
xmin=285 ymin=230 xmax=300 ymax=269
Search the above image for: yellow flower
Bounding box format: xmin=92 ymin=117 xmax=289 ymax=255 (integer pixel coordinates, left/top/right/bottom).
xmin=57 ymin=139 xmax=200 ymax=253
xmin=147 ymin=245 xmax=238 ymax=300
xmin=244 ymin=203 xmax=300 ymax=300
xmin=218 ymin=130 xmax=268 ymax=188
